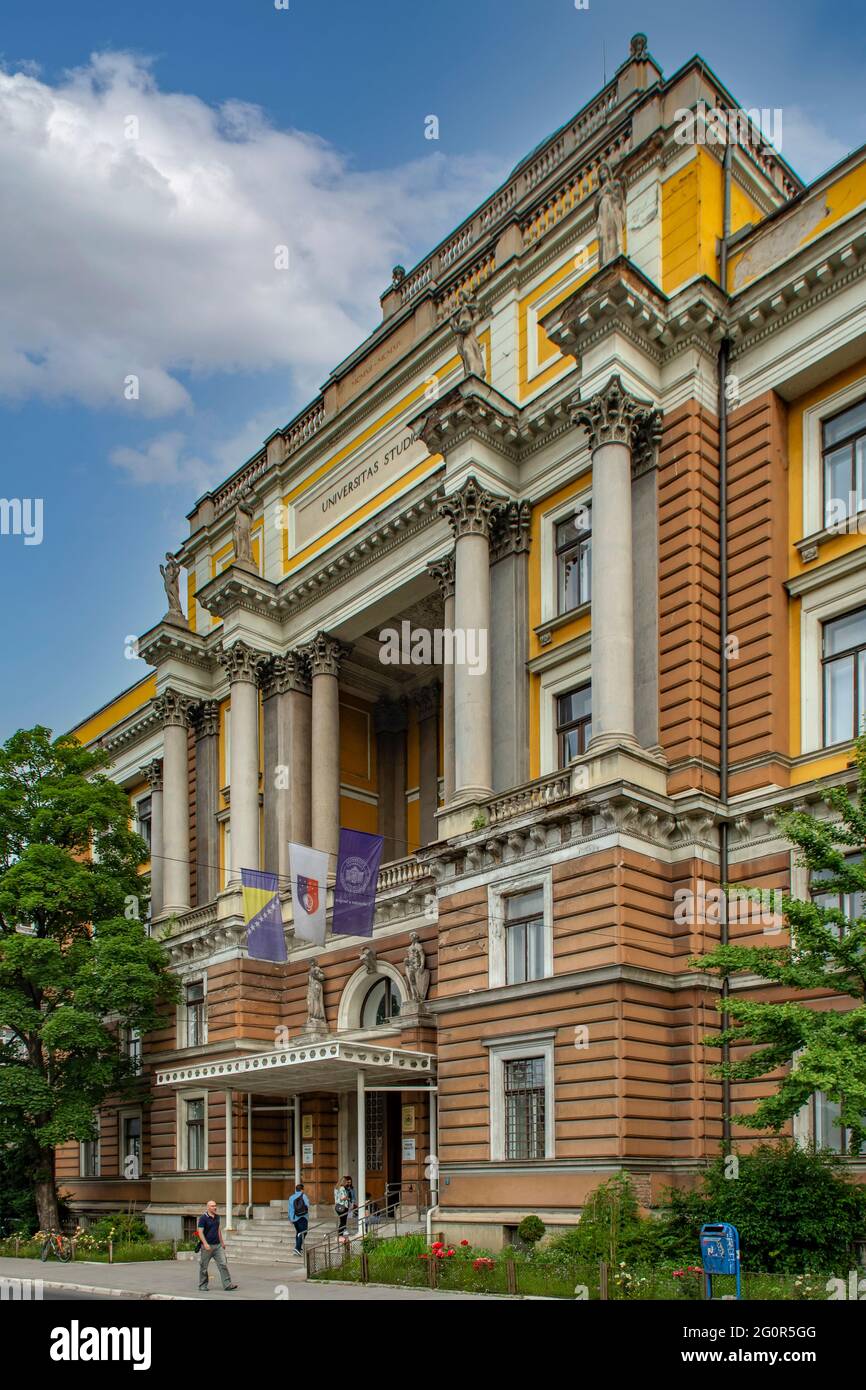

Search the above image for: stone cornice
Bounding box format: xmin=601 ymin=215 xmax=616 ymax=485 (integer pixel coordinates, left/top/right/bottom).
xmin=195 ymin=564 xmax=279 ymax=624
xmin=411 ymin=378 xmax=522 ymax=462
xmin=96 ymin=705 xmax=161 ymax=758
xmin=137 ymin=620 xmax=213 ymax=674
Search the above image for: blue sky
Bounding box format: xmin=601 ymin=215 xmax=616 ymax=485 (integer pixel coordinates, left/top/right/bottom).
xmin=1 ymin=0 xmax=863 ymax=739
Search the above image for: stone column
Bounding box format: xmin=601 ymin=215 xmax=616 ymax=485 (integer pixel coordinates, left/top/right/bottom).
xmin=189 ymin=700 xmax=219 ymax=906
xmin=303 ymin=632 xmax=349 ymax=863
xmin=413 ymin=684 xmax=440 ymax=847
xmin=155 ymin=689 xmax=191 ymax=915
xmin=490 ymin=501 xmax=531 ymax=790
xmin=375 ymin=696 xmax=408 ymax=864
xmin=438 ymin=476 xmax=504 ymax=803
xmin=427 ymin=555 xmax=455 ymax=804
xmin=260 ymin=652 xmax=312 ymax=884
xmin=218 ymin=641 xmax=261 ymax=882
xmin=141 ymin=757 xmax=164 ymax=920
xmin=573 ymin=375 xmax=660 ymax=753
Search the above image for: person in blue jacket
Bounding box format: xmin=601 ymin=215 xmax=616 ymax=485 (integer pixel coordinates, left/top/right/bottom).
xmin=288 ymin=1182 xmax=309 ymax=1256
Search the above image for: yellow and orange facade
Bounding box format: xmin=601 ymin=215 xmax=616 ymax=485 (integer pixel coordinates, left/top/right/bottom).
xmin=60 ymin=34 xmax=866 ymax=1247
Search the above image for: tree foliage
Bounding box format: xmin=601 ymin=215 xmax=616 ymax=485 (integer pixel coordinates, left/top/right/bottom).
xmin=691 ymin=735 xmax=866 ymax=1148
xmin=0 ymin=727 xmax=178 ymax=1228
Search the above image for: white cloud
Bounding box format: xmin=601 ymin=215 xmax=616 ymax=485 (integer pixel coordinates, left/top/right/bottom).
xmin=0 ymin=51 xmax=504 ymax=416
xmin=770 ymin=105 xmax=850 ymax=182
xmin=109 ymin=430 xmax=209 ymax=489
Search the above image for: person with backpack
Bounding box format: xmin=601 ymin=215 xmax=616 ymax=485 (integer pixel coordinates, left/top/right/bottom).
xmin=334 ymin=1175 xmax=355 ymax=1241
xmin=288 ymin=1181 xmax=309 ymax=1257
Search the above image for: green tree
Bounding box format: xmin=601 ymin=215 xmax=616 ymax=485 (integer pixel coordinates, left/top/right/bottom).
xmin=0 ymin=727 xmax=178 ymax=1231
xmin=691 ymin=736 xmax=866 ymax=1149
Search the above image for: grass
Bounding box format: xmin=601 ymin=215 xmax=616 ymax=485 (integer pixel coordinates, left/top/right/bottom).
xmin=0 ymin=1237 xmax=178 ymax=1263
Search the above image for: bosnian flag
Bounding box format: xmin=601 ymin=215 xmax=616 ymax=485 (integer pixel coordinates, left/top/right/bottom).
xmin=241 ymin=869 xmax=287 ymax=963
xmin=288 ymin=843 xmax=329 ymax=945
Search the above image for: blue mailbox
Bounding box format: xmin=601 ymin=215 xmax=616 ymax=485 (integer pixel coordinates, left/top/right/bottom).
xmin=699 ymin=1222 xmax=741 ymax=1300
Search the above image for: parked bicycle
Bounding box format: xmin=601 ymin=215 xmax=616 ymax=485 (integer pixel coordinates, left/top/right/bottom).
xmin=39 ymin=1230 xmax=72 ymax=1263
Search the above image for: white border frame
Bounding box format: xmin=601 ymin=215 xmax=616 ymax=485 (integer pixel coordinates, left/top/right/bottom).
xmin=487 ymin=868 xmax=553 ymax=989
xmin=800 ymin=568 xmax=866 ymax=752
xmin=488 ymin=1032 xmax=556 ymax=1162
xmin=802 ymin=375 xmax=866 ymax=537
xmin=539 ymin=483 xmax=592 ymax=625
xmin=538 ymin=646 xmax=592 ymax=775
xmin=177 ymin=1090 xmax=209 ymax=1172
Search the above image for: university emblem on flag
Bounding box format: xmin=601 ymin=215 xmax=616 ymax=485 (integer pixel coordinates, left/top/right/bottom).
xmin=297 ymin=875 xmax=319 ymax=914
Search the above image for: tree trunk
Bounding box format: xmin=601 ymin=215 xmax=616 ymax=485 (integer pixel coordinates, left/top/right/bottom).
xmin=34 ymin=1148 xmax=60 ymax=1232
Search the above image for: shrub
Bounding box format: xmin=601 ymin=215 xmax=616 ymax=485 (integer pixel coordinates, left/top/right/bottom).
xmin=88 ymin=1211 xmax=151 ymax=1245
xmin=517 ymin=1214 xmax=546 ymax=1246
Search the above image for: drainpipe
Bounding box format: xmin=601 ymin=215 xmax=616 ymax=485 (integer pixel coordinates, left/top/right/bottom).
xmin=246 ymin=1092 xmax=253 ymax=1219
xmin=718 ymin=135 xmax=733 ymax=1150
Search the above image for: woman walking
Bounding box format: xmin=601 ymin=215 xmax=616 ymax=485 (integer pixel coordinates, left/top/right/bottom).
xmin=334 ymin=1174 xmax=356 ymax=1242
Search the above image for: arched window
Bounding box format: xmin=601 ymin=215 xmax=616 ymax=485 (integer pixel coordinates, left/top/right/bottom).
xmin=360 ymin=977 xmax=402 ymax=1028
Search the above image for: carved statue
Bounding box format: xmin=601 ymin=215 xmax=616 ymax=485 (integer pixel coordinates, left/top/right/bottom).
xmin=159 ymin=551 xmax=184 ymax=621
xmin=448 ymin=289 xmax=486 ymax=380
xmin=391 ymin=264 xmax=406 ymax=288
xmin=232 ymin=488 xmax=255 ymax=567
xmin=596 ymin=161 xmax=626 ymax=266
xmin=404 ymin=932 xmax=430 ymax=1003
xmin=306 ymin=962 xmax=326 ymax=1024
xmin=360 ymin=947 xmax=377 ymax=975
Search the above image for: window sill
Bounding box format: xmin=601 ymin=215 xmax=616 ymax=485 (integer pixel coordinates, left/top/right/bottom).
xmin=795 ymin=514 xmax=866 ymax=563
xmin=534 ymin=601 xmax=590 ymax=647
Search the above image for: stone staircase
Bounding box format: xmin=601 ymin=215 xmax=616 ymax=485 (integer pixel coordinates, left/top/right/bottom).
xmin=225 ymin=1200 xmax=321 ymax=1265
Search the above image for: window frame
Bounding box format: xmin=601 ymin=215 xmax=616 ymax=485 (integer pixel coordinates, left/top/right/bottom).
xmin=503 ymin=1055 xmax=547 ymax=1160
xmin=821 ymin=396 xmax=866 ymax=529
xmin=555 ymin=507 xmax=592 ymax=616
xmin=556 ymin=682 xmax=592 ymax=767
xmin=821 ymin=606 xmax=866 ymax=747
xmin=79 ymin=1117 xmax=101 ymax=1179
xmin=177 ymin=974 xmax=208 ymax=1049
xmin=360 ymin=977 xmax=403 ymax=1028
xmin=488 ymin=869 xmax=553 ymax=989
xmin=503 ymin=888 xmax=546 ymax=986
xmin=487 ymin=1032 xmax=555 ymax=1162
xmin=802 ymin=377 xmax=866 ymax=539
xmin=179 ymin=1091 xmax=208 ymax=1172
xmin=118 ymin=1106 xmax=143 ymax=1180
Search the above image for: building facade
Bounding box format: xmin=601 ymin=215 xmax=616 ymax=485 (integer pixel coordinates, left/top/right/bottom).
xmin=60 ymin=34 xmax=866 ymax=1247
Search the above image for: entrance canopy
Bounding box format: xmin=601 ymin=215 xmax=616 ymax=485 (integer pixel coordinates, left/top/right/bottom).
xmin=155 ymin=1039 xmax=436 ymax=1095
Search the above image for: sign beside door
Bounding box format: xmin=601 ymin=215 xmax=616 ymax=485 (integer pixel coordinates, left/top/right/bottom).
xmin=302 ymin=1142 xmax=314 ymax=1165
xmin=402 ymin=1105 xmax=415 ymax=1133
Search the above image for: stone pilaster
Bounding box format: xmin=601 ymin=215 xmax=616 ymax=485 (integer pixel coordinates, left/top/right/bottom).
xmin=490 ymin=500 xmax=532 ymax=790
xmin=426 ymin=554 xmax=455 ymax=806
xmin=260 ymin=652 xmax=312 ymax=885
xmin=300 ymin=632 xmax=350 ymax=861
xmin=412 ymin=683 xmax=440 ymax=847
xmin=375 ymin=696 xmax=408 ymax=864
xmin=154 ymin=689 xmax=192 ymax=915
xmin=217 ymin=641 xmax=262 ymax=883
xmin=189 ymin=699 xmax=220 ymax=906
xmin=140 ymin=757 xmax=164 ymax=920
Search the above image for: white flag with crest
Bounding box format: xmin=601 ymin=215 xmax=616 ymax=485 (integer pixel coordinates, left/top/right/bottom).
xmin=288 ymin=842 xmax=328 ymax=945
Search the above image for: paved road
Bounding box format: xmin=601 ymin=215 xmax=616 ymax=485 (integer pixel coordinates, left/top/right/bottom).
xmin=0 ymin=1256 xmax=492 ymax=1301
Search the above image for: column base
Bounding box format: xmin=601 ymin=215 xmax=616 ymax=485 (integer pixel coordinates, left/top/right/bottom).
xmin=574 ymin=739 xmax=668 ymax=797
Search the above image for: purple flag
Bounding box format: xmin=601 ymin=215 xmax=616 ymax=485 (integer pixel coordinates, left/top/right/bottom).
xmin=332 ymin=829 xmax=384 ymax=937
xmin=241 ymin=868 xmax=288 ymax=963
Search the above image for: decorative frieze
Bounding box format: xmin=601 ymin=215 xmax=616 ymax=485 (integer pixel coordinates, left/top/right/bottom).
xmin=258 ymin=651 xmax=311 ymax=699
xmin=302 ymin=630 xmax=351 ymax=679
xmin=154 ymin=688 xmax=192 ymax=729
xmin=438 ymin=474 xmax=506 ymax=540
xmin=216 ymin=640 xmax=261 ymax=686
xmin=571 ymin=373 xmax=658 ymax=452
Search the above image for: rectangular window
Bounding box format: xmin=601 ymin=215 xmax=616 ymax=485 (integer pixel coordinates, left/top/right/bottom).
xmin=556 ymin=508 xmax=592 ymax=614
xmin=121 ymin=1114 xmax=142 ymax=1178
xmin=135 ymin=796 xmax=152 ymax=854
xmin=186 ymin=1098 xmax=205 ymax=1171
xmin=810 ymin=856 xmax=866 ymax=940
xmin=125 ymin=1027 xmax=142 ymax=1074
xmin=504 ymin=888 xmax=545 ymax=985
xmin=822 ymin=607 xmax=866 ymax=745
xmin=557 ymin=684 xmax=592 ymax=766
xmin=185 ymin=980 xmax=206 ymax=1048
xmin=812 ymin=1091 xmax=865 ymax=1155
xmin=504 ymin=1057 xmax=546 ymax=1160
xmin=81 ymin=1130 xmax=100 ymax=1179
xmin=365 ymin=1091 xmax=385 ymax=1172
xmin=822 ymin=397 xmax=866 ymax=526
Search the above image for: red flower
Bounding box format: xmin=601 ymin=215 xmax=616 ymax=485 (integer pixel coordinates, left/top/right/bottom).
xmin=460 ymin=1239 xmax=470 ymax=1247
xmin=432 ymin=1241 xmax=443 ymax=1251
xmin=419 ymin=1254 xmax=429 ymax=1261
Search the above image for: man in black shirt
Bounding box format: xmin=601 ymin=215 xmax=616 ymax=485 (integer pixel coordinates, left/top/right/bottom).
xmin=196 ymin=1199 xmax=238 ymax=1291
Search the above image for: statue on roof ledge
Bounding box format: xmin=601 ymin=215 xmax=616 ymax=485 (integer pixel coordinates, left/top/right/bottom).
xmin=159 ymin=551 xmax=185 ymax=624
xmin=630 ymin=33 xmax=648 ymax=59
xmin=596 ymin=160 xmax=626 ymax=266
xmin=232 ymin=487 xmax=256 ymax=571
xmin=448 ymin=288 xmax=486 ymax=381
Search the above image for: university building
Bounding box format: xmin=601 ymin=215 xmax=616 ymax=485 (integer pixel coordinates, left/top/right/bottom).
xmin=60 ymin=34 xmax=866 ymax=1248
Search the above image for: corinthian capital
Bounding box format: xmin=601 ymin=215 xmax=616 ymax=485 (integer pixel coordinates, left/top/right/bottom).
xmin=217 ymin=640 xmax=261 ymax=685
xmin=140 ymin=757 xmax=163 ymax=792
xmin=571 ymin=374 xmax=658 ymax=453
xmin=301 ymin=631 xmax=351 ymax=679
xmin=188 ymin=699 xmax=220 ymax=741
xmin=438 ymin=475 xmax=505 ymax=541
xmin=154 ymin=689 xmax=192 ymax=729
xmin=258 ymin=651 xmax=311 ymax=699
xmin=426 ymin=552 xmax=455 ymax=601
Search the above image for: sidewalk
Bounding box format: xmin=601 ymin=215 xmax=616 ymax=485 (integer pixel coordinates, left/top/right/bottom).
xmin=0 ymin=1257 xmax=484 ymax=1301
